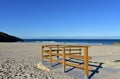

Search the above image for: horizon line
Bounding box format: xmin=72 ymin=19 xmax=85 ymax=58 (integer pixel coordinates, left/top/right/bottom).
xmin=22 ymin=37 xmax=120 ymax=39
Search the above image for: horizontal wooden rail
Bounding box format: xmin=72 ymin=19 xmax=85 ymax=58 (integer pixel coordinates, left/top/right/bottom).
xmin=43 ymin=56 xmax=49 ymax=60
xmin=43 ymin=49 xmax=82 ymax=52
xmin=66 ymin=62 xmax=92 ymax=71
xmin=65 ymin=55 xmax=92 ymax=60
xmin=43 ymin=54 xmax=91 ymax=60
xmin=42 ymin=45 xmax=90 ymax=48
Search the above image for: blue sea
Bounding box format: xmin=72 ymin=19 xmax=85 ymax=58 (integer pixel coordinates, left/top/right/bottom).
xmin=23 ymin=39 xmax=120 ymax=45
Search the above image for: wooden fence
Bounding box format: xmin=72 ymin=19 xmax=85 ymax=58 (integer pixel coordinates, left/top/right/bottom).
xmin=40 ymin=45 xmax=92 ymax=79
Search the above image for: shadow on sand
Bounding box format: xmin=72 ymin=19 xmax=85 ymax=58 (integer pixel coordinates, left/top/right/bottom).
xmin=88 ymin=62 xmax=103 ymax=79
xmin=51 ymin=58 xmax=103 ymax=79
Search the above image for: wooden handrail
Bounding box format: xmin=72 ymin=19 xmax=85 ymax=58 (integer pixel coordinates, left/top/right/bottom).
xmin=43 ymin=49 xmax=83 ymax=52
xmin=42 ymin=45 xmax=90 ymax=48
xmin=41 ymin=44 xmax=92 ymax=79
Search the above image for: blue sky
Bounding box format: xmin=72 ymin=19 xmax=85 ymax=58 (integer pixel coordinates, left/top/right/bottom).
xmin=0 ymin=0 xmax=120 ymax=39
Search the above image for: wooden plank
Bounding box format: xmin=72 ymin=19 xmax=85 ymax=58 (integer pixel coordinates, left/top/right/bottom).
xmin=66 ymin=49 xmax=82 ymax=51
xmin=43 ymin=49 xmax=62 ymax=53
xmin=52 ymin=59 xmax=62 ymax=63
xmin=65 ymin=54 xmax=92 ymax=60
xmin=66 ymin=53 xmax=82 ymax=54
xmin=51 ymin=53 xmax=62 ymax=56
xmin=41 ymin=46 xmax=44 ymax=61
xmin=43 ymin=53 xmax=84 ymax=57
xmin=84 ymin=47 xmax=89 ymax=77
xmin=62 ymin=47 xmax=65 ymax=72
xmin=66 ymin=62 xmax=92 ymax=70
xmin=49 ymin=48 xmax=52 ymax=66
xmin=43 ymin=49 xmax=85 ymax=52
xmin=57 ymin=45 xmax=59 ymax=59
xmin=43 ymin=55 xmax=49 ymax=57
xmin=42 ymin=45 xmax=90 ymax=48
xmin=51 ymin=53 xmax=82 ymax=56
xmin=43 ymin=54 xmax=61 ymax=57
xmin=43 ymin=50 xmax=49 ymax=52
xmin=43 ymin=56 xmax=49 ymax=60
xmin=43 ymin=53 xmax=92 ymax=60
xmin=66 ymin=61 xmax=84 ymax=69
xmin=69 ymin=46 xmax=71 ymax=53
xmin=79 ymin=48 xmax=82 ymax=55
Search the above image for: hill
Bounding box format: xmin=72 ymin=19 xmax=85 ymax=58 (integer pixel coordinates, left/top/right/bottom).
xmin=0 ymin=32 xmax=24 ymax=42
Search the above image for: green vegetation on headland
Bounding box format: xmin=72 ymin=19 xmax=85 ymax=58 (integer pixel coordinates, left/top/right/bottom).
xmin=0 ymin=32 xmax=24 ymax=42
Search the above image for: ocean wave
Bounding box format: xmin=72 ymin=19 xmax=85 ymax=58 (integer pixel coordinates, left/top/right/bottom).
xmin=39 ymin=41 xmax=103 ymax=45
xmin=23 ymin=39 xmax=119 ymax=45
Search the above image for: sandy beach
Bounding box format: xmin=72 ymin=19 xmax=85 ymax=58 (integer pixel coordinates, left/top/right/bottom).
xmin=0 ymin=43 xmax=120 ymax=79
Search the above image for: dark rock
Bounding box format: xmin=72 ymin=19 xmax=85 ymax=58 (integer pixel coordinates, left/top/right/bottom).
xmin=0 ymin=32 xmax=24 ymax=42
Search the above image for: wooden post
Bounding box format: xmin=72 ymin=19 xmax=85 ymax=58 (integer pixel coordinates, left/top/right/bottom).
xmin=57 ymin=45 xmax=59 ymax=59
xmin=41 ymin=46 xmax=44 ymax=62
xmin=62 ymin=47 xmax=65 ymax=72
xmin=49 ymin=47 xmax=52 ymax=67
xmin=69 ymin=45 xmax=71 ymax=54
xmin=79 ymin=48 xmax=81 ymax=55
xmin=84 ymin=47 xmax=89 ymax=79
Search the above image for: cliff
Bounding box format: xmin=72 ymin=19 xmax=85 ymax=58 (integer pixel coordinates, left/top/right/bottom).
xmin=0 ymin=32 xmax=24 ymax=42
